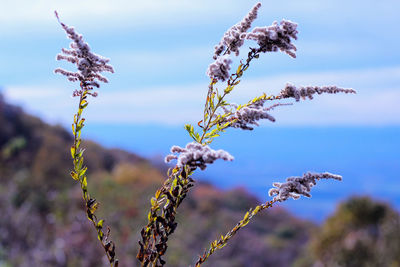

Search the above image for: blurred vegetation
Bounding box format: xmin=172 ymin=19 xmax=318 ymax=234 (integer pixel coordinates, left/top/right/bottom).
xmin=1 ymin=95 xmax=399 ymax=266
xmin=295 ymin=196 xmax=400 ymax=267
xmin=0 ymin=95 xmax=313 ymax=266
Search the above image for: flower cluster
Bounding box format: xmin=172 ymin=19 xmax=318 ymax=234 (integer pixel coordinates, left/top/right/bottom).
xmin=54 ymin=11 xmax=114 ymax=93
xmin=205 ymin=55 xmax=233 ymax=82
xmin=279 ymin=83 xmax=356 ymax=101
xmin=229 ymin=103 xmax=275 ymax=130
xmin=165 ymin=142 xmax=234 ymax=170
xmin=243 ymin=19 xmax=298 ymax=58
xmin=213 ymin=2 xmax=261 ymax=59
xmin=206 ymin=3 xmax=299 ymax=81
xmin=268 ymin=172 xmax=343 ymax=202
xmin=206 ymin=3 xmax=261 ymax=81
xmin=222 ymin=101 xmax=291 ymax=130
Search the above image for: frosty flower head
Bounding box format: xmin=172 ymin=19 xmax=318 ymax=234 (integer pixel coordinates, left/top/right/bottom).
xmin=231 ymin=104 xmax=275 ymax=130
xmin=213 ymin=2 xmax=262 ymax=59
xmin=279 ymin=83 xmax=356 ymax=101
xmin=243 ymin=19 xmax=298 ymax=58
xmin=54 ymin=11 xmax=114 ymax=92
xmin=221 ymin=100 xmax=291 ymax=130
xmin=268 ymin=172 xmax=342 ymax=202
xmin=165 ymin=142 xmax=234 ymax=170
xmin=207 ymin=3 xmax=261 ymax=82
xmin=206 ymin=55 xmax=232 ymax=82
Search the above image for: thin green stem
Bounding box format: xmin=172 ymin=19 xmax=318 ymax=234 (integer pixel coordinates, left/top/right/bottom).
xmin=198 ymin=46 xmax=263 ymax=145
xmin=199 ymin=91 xmax=228 ymax=144
xmin=195 ymin=200 xmax=276 ymax=266
xmin=71 ymin=86 xmax=118 ymax=267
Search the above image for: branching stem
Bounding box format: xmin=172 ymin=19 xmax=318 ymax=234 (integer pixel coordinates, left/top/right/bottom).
xmin=195 ymin=200 xmax=276 ymax=266
xmin=71 ymin=85 xmax=118 ymax=267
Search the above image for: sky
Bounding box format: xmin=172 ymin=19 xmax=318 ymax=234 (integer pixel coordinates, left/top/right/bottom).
xmin=0 ymin=0 xmax=399 ymax=220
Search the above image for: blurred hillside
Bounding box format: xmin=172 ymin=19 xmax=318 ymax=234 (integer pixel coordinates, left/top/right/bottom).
xmin=295 ymin=197 xmax=400 ymax=267
xmin=2 ymin=95 xmax=399 ymax=266
xmin=0 ymin=94 xmax=314 ymax=266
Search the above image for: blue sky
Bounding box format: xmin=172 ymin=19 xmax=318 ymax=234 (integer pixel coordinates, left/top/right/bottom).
xmin=1 ymin=0 xmax=399 ymax=220
xmin=1 ymin=0 xmax=399 ymax=126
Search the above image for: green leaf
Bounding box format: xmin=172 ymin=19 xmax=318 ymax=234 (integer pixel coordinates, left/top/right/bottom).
xmin=236 ymin=64 xmax=243 ymax=75
xmin=155 ymin=190 xmax=161 ymax=199
xmin=78 ymin=148 xmax=85 ymax=158
xmin=81 ymin=176 xmax=87 ymax=190
xmin=90 ymin=202 xmax=99 ymax=213
xmin=70 ymin=171 xmax=78 ymax=180
xmin=80 ymin=100 xmax=88 ymax=109
xmin=185 ymin=124 xmax=194 ymax=134
xmin=185 ymin=124 xmax=200 ymax=142
xmin=222 ymin=121 xmax=231 ymax=128
xmin=209 ymin=93 xmax=215 ymax=110
xmin=224 ymin=85 xmax=233 ymax=94
xmin=76 ymin=118 xmax=85 ymax=131
xmin=70 ymin=146 xmax=76 ymax=158
xmin=79 ymin=166 xmax=87 ymax=177
xmin=78 ymin=157 xmax=84 ymax=169
xmin=76 ymin=139 xmax=81 ymax=149
xmin=151 ymin=197 xmax=157 ymax=207
xmin=97 ymin=231 xmax=104 ymax=241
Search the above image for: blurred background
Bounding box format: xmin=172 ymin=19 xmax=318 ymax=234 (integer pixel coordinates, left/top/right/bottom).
xmin=0 ymin=0 xmax=399 ymax=266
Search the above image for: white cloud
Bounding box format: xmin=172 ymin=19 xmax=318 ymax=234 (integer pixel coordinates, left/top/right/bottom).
xmin=3 ymin=0 xmax=399 ymax=35
xmin=0 ymin=0 xmax=250 ymax=34
xmin=2 ymin=66 xmax=400 ymax=126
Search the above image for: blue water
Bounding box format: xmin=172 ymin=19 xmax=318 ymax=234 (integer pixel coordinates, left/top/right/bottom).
xmin=84 ymin=124 xmax=400 ymax=222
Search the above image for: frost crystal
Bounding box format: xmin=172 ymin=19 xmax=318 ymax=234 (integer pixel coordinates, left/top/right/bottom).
xmin=268 ymin=172 xmax=342 ymax=202
xmin=243 ymin=19 xmax=298 ymax=58
xmin=54 ymin=11 xmax=114 ymax=89
xmin=206 ymin=55 xmax=233 ymax=82
xmin=279 ymin=83 xmax=356 ymax=101
xmin=213 ymin=2 xmax=262 ymax=59
xmin=165 ymin=142 xmax=234 ymax=170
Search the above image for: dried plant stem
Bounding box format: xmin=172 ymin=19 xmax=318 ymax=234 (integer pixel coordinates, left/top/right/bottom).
xmin=195 ymin=200 xmax=276 ymax=266
xmin=137 ymin=166 xmax=194 ymax=266
xmin=71 ymin=86 xmax=118 ymax=267
xmin=198 ymin=45 xmax=273 ymax=145
xmin=137 ymin=44 xmax=269 ymax=267
xmin=137 ymin=3 xmax=353 ymax=265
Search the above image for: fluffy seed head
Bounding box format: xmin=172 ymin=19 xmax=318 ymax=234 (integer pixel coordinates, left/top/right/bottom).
xmin=54 ymin=11 xmax=114 ymax=92
xmin=268 ymin=172 xmax=342 ymax=202
xmin=165 ymin=142 xmax=234 ymax=170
